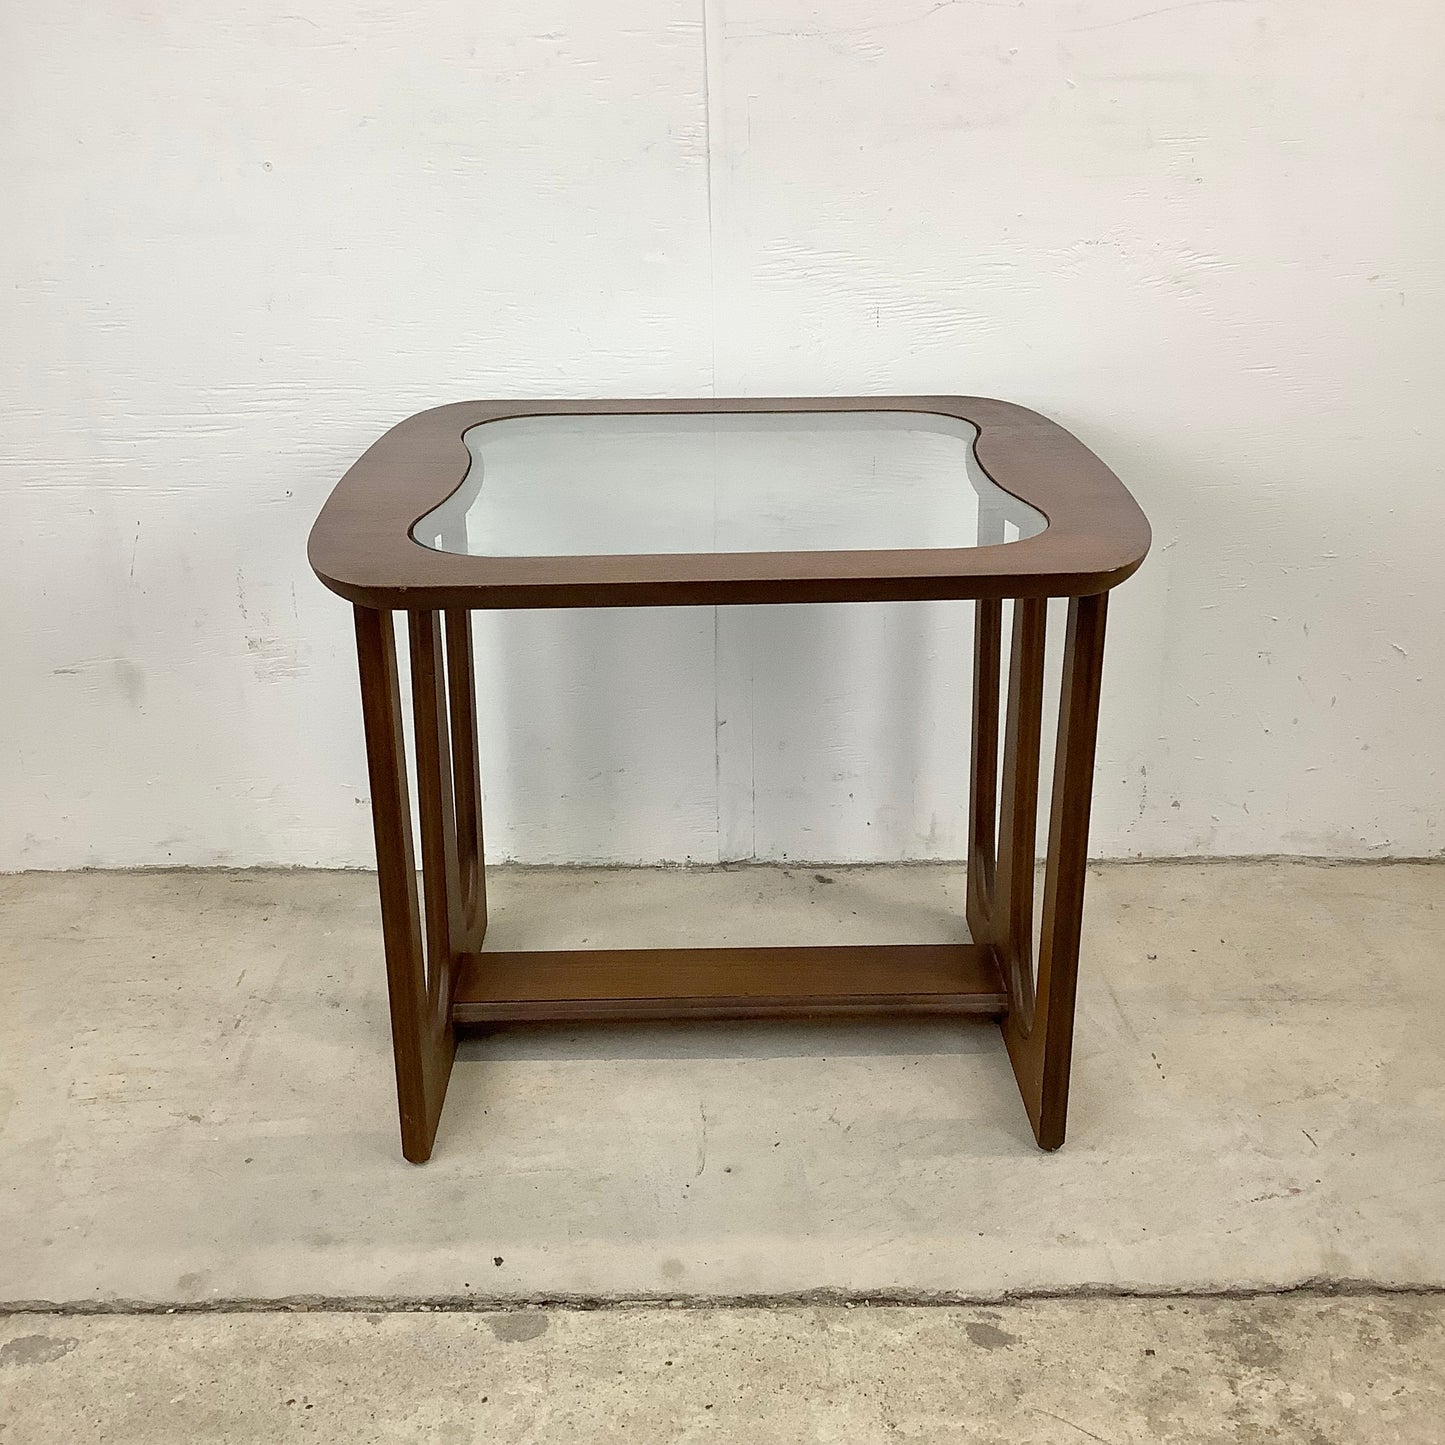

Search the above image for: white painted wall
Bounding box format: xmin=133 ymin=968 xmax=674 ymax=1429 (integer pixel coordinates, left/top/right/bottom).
xmin=4 ymin=0 xmax=1442 ymax=870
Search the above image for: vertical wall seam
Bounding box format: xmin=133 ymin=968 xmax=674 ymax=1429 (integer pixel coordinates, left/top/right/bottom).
xmin=700 ymin=0 xmax=736 ymax=858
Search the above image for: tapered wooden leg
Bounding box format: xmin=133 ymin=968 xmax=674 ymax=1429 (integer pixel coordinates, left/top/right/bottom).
xmin=968 ymin=598 xmax=1046 ymax=1017
xmin=445 ymin=609 xmax=487 ymax=950
xmin=1000 ymin=592 xmax=1109 ymax=1150
xmin=354 ymin=606 xmax=455 ymax=1163
xmin=409 ymin=611 xmax=463 ymax=992
xmin=966 ymin=598 xmax=1002 ymax=941
xmin=994 ymin=598 xmax=1047 ymax=1026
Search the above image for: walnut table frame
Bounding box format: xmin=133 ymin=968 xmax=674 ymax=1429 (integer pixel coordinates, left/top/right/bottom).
xmin=308 ymin=397 xmax=1150 ymax=1162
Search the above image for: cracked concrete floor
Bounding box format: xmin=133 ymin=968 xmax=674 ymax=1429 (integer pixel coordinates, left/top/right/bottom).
xmin=2 ymin=862 xmax=1444 ymax=1438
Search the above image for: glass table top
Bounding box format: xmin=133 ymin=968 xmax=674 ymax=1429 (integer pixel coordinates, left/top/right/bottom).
xmin=413 ymin=411 xmax=1047 ymax=557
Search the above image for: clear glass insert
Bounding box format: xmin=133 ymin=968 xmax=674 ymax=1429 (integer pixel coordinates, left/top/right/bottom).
xmin=414 ymin=411 xmax=1046 ymax=557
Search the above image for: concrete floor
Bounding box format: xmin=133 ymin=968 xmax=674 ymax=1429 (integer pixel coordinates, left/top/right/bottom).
xmin=3 ymin=861 xmax=1443 ymax=1306
xmin=3 ymin=1296 xmax=1444 ymax=1442
xmin=2 ymin=862 xmax=1444 ymax=1439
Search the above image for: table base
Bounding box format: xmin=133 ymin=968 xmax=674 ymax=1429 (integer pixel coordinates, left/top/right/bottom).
xmin=353 ymin=594 xmax=1108 ymax=1163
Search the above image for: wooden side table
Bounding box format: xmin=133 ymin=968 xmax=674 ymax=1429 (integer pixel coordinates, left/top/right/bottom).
xmin=308 ymin=398 xmax=1150 ymax=1162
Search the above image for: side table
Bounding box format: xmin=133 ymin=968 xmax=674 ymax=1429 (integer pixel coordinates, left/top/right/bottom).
xmin=308 ymin=398 xmax=1150 ymax=1162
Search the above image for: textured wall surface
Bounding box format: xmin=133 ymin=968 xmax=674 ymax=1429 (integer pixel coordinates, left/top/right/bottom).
xmin=3 ymin=1 xmax=1442 ymax=868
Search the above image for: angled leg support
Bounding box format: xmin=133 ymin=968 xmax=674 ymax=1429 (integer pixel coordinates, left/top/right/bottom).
xmin=355 ymin=606 xmax=485 ymax=1162
xmin=970 ymin=592 xmax=1109 ymax=1150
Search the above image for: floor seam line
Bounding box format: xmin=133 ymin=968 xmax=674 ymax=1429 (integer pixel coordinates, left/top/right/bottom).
xmin=6 ymin=1280 xmax=1445 ymax=1317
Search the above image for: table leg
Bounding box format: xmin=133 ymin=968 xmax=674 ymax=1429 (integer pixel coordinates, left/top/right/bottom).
xmin=351 ymin=606 xmax=476 ymax=1161
xmin=966 ymin=598 xmax=1002 ymax=938
xmin=445 ymin=609 xmax=487 ymax=951
xmin=970 ymin=593 xmax=1109 ymax=1150
xmin=995 ymin=598 xmax=1047 ymax=1025
xmin=967 ymin=597 xmax=1046 ymax=1018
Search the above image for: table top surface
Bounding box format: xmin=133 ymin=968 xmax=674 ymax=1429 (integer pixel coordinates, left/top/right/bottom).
xmin=415 ymin=411 xmax=1047 ymax=560
xmin=308 ymin=397 xmax=1151 ymax=610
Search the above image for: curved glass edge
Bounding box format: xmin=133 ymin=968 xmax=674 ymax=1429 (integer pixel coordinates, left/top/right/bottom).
xmin=413 ymin=410 xmax=1048 ymax=558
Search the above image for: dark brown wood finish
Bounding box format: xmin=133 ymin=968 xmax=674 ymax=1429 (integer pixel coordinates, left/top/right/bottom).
xmin=309 ymin=397 xmax=1151 ymax=611
xmin=444 ymin=609 xmax=487 ymax=951
xmin=353 ymin=607 xmax=454 ymax=1163
xmin=453 ymin=944 xmax=1006 ymax=1024
xmin=966 ymin=598 xmax=1002 ymax=940
xmin=323 ymin=398 xmax=1148 ymax=1160
xmin=999 ymin=592 xmax=1110 ymax=1150
xmin=409 ymin=611 xmax=463 ymax=979
xmin=994 ymin=598 xmax=1047 ymax=1024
